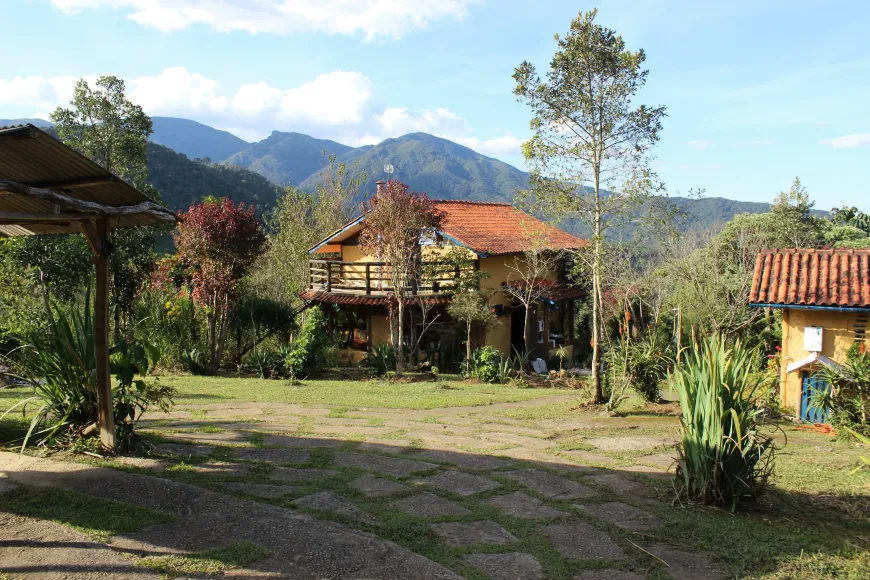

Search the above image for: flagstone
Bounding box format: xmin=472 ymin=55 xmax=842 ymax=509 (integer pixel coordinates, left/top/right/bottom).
xmin=333 ymin=452 xmax=437 ymax=477
xmin=543 ymin=522 xmax=626 ymax=560
xmin=223 ymin=482 xmax=297 ymax=499
xmin=411 ymin=449 xmax=511 ymax=471
xmin=430 ymin=521 xmax=517 ymax=547
xmin=152 ymin=443 xmax=215 ymax=458
xmin=392 ymin=492 xmax=470 ymax=518
xmin=189 ymin=462 xmax=252 ymax=477
xmin=646 ymin=544 xmax=729 ymax=580
xmin=415 ymin=470 xmax=500 ymax=496
xmin=586 ymin=436 xmax=675 ymax=452
xmin=349 ymin=474 xmax=409 ymax=497
xmin=500 ymin=468 xmax=596 ymax=500
xmin=575 ymin=502 xmax=663 ymax=532
xmin=293 ymin=491 xmax=377 ymax=524
xmin=269 ymin=466 xmax=339 ymax=483
xmin=159 ymin=431 xmax=251 ymax=445
xmin=232 ymin=447 xmax=310 ymax=464
xmin=485 ymin=491 xmax=568 ymax=519
xmin=574 ymin=570 xmax=644 ymax=580
xmin=463 ymin=552 xmax=543 ymax=580
xmin=264 ymin=435 xmax=343 ymax=448
xmin=357 ymin=440 xmax=412 ymax=454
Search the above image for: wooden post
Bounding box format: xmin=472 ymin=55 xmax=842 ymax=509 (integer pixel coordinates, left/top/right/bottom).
xmin=365 ymin=263 xmax=371 ymax=295
xmin=81 ymin=218 xmax=117 ymax=453
xmin=326 ymin=262 xmax=332 ymax=292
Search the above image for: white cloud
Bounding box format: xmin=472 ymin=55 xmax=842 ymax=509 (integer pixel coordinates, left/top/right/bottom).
xmin=0 ymin=67 xmax=521 ymax=164
xmin=750 ymin=139 xmax=776 ymax=146
xmin=687 ymin=139 xmax=712 ymax=150
xmin=376 ymin=107 xmax=467 ymax=135
xmin=455 ymin=136 xmax=524 ymax=157
xmin=50 ymin=0 xmax=477 ymax=40
xmin=819 ymin=133 xmax=870 ymax=148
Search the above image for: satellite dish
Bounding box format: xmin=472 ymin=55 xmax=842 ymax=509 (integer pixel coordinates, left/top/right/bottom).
xmin=384 ymin=164 xmax=394 ymax=175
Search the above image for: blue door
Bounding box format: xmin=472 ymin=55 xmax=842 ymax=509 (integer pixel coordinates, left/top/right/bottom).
xmin=800 ymin=371 xmax=830 ymax=423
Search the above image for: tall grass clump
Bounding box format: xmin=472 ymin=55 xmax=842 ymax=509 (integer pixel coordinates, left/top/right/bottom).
xmin=670 ymin=334 xmax=778 ymax=511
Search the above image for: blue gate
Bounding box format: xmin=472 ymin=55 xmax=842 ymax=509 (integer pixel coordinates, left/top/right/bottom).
xmin=800 ymin=371 xmax=831 ymax=423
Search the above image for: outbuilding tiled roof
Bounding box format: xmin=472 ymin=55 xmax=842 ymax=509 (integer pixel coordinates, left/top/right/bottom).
xmin=435 ymin=200 xmax=588 ymax=256
xmin=749 ymin=248 xmax=870 ymax=308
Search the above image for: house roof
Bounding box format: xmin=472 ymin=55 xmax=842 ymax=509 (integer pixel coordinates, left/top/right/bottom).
xmin=309 ymin=200 xmax=588 ymax=256
xmin=0 ymin=124 xmax=175 ymax=236
xmin=749 ymin=248 xmax=870 ymax=309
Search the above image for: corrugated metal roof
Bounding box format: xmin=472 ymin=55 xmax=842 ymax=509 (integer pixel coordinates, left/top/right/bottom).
xmin=749 ymin=248 xmax=870 ymax=308
xmin=0 ymin=124 xmax=175 ymax=236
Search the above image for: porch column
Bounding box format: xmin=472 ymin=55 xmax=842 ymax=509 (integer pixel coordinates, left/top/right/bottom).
xmin=780 ymin=309 xmax=790 ymax=411
xmin=81 ymin=218 xmax=117 ymax=452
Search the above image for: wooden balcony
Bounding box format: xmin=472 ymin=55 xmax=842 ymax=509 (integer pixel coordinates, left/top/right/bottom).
xmin=309 ymin=259 xmax=470 ymax=296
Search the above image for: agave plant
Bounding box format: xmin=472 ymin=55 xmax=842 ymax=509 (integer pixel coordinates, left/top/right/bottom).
xmin=670 ymin=335 xmax=778 ymax=511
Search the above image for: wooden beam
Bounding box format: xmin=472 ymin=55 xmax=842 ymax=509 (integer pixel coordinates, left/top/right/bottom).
xmin=0 ymin=211 xmax=92 ymax=223
xmin=25 ymin=176 xmax=117 ymax=190
xmin=80 ymin=218 xmax=117 ymax=453
xmin=0 ymin=179 xmax=176 ymax=222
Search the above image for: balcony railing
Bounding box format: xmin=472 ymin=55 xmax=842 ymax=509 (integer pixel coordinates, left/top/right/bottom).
xmin=309 ymin=260 xmax=471 ymax=296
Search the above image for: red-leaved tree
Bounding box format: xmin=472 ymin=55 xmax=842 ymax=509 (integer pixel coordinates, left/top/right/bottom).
xmin=174 ymin=198 xmax=266 ymax=370
xmin=359 ymin=181 xmax=445 ymax=375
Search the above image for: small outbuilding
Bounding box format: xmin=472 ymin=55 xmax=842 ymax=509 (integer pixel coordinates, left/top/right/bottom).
xmin=749 ymin=248 xmax=870 ymax=421
xmin=0 ymin=124 xmax=176 ymax=451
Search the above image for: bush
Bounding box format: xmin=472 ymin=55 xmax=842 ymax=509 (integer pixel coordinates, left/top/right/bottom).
xmin=812 ymin=345 xmax=870 ymax=436
xmin=605 ymin=335 xmax=674 ymax=402
xmin=284 ymin=307 xmax=336 ymax=378
xmin=242 ymin=347 xmax=282 ymax=379
xmin=469 ymin=346 xmax=507 ymax=384
xmin=669 ymin=335 xmax=778 ymax=511
xmin=362 ymin=343 xmax=396 ymax=377
xmin=4 ymin=293 xmax=174 ymax=450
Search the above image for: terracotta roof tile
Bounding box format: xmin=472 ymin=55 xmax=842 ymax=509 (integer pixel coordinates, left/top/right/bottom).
xmin=433 ymin=200 xmax=588 ymax=255
xmin=749 ymin=248 xmax=870 ymax=308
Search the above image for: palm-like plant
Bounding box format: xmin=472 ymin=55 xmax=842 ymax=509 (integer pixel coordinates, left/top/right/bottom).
xmin=670 ymin=335 xmax=778 ymax=511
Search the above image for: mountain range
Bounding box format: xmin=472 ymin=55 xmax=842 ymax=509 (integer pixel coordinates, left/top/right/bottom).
xmin=3 ymin=115 xmax=780 ymax=227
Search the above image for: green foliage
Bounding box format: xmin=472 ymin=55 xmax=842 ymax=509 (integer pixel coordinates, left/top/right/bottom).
xmin=605 ymin=334 xmax=674 ymax=402
xmin=669 ymin=335 xmax=778 ymax=511
xmin=242 ymin=347 xmax=283 ymax=379
xmin=285 ymin=307 xmax=336 ymax=378
xmin=1 ymin=235 xmax=92 ymax=302
xmin=362 ymin=343 xmax=396 ymax=377
xmin=469 ymin=345 xmax=507 ymax=384
xmin=5 ymin=293 xmax=172 ymax=449
xmin=180 ymin=348 xmax=211 ymax=376
xmin=812 ymin=348 xmax=870 ymax=436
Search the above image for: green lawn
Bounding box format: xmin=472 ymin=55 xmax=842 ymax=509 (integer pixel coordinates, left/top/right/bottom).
xmin=158 ymin=375 xmax=573 ymax=409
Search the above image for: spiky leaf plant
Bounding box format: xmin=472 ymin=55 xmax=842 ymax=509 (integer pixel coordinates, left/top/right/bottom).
xmin=670 ymin=335 xmax=778 ymax=511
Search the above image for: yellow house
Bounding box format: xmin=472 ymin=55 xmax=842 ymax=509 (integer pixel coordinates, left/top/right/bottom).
xmin=749 ymin=248 xmax=870 ymax=421
xmin=301 ymin=186 xmax=587 ymax=369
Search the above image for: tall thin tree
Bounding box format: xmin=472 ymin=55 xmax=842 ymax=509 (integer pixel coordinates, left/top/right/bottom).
xmin=513 ymin=9 xmax=666 ymax=401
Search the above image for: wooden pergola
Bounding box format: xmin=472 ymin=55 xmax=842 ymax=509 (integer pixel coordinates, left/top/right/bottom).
xmin=0 ymin=124 xmax=177 ymax=452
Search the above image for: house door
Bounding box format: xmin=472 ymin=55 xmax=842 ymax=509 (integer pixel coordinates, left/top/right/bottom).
xmin=510 ymin=305 xmax=526 ymax=355
xmin=800 ymin=371 xmax=830 ymax=423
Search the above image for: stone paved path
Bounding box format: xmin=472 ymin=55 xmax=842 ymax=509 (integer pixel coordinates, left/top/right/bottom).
xmin=0 ymin=393 xmax=730 ymax=579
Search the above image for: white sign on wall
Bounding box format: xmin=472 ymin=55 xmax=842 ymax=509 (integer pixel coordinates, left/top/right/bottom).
xmin=804 ymin=326 xmax=824 ymax=353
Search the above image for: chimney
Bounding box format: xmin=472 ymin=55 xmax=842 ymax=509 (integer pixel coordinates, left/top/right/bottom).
xmin=375 ymin=180 xmax=385 ymax=195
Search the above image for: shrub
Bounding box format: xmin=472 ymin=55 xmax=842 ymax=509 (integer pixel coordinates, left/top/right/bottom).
xmin=469 ymin=346 xmax=506 ymax=384
xmin=242 ymin=348 xmax=282 ymax=379
xmin=669 ymin=335 xmax=778 ymax=511
xmin=605 ymin=335 xmax=674 ymax=403
xmin=812 ymin=345 xmax=870 ymax=436
xmin=362 ymin=343 xmax=395 ymax=377
xmin=284 ymin=307 xmax=335 ymax=378
xmin=4 ymin=294 xmax=174 ymax=450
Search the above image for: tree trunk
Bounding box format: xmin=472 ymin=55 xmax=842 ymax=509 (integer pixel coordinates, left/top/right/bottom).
xmin=208 ymin=294 xmax=217 ymax=370
xmin=591 ymin=174 xmax=603 ymax=404
xmin=215 ymin=294 xmax=229 ymax=371
xmin=523 ymin=301 xmax=533 ymax=361
xmin=466 ymin=320 xmax=473 ymax=376
xmin=395 ymin=299 xmax=405 ymax=375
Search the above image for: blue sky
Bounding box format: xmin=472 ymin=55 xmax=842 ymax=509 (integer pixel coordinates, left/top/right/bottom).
xmin=2 ymin=0 xmax=869 ymax=209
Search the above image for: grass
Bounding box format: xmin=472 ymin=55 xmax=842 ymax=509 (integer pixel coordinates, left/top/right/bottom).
xmin=137 ymin=540 xmax=272 ymax=577
xmin=0 ymin=487 xmax=175 ymax=542
xmin=160 ymin=375 xmax=571 ymax=409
